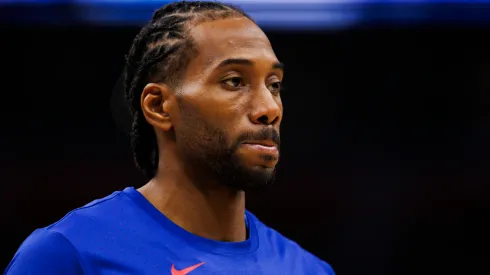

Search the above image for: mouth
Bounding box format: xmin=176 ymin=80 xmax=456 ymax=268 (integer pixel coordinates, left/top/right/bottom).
xmin=242 ymin=140 xmax=278 ymax=148
xmin=241 ymin=140 xmax=279 ymax=155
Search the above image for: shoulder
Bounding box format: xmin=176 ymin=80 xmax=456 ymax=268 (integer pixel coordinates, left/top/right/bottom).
xmin=5 ymin=228 xmax=85 ymax=274
xmin=6 ymin=189 xmax=132 ymax=274
xmin=46 ymin=189 xmax=132 ymax=238
xmin=247 ymin=211 xmax=336 ymax=275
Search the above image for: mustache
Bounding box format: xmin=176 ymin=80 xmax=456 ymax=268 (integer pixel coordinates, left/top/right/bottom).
xmin=235 ymin=127 xmax=281 ymax=148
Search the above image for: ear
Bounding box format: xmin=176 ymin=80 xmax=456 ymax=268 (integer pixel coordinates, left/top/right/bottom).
xmin=140 ymin=83 xmax=173 ymax=132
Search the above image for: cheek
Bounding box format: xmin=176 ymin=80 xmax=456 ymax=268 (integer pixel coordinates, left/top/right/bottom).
xmin=177 ymin=83 xmax=248 ymax=137
xmin=275 ymin=97 xmax=284 ymax=123
xmin=174 ymin=98 xmax=210 ymax=139
xmin=174 ymin=101 xmax=227 ymax=144
xmin=196 ymin=95 xmax=245 ymax=131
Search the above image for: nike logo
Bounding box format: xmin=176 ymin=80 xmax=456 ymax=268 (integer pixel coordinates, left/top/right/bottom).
xmin=171 ymin=262 xmax=205 ymax=275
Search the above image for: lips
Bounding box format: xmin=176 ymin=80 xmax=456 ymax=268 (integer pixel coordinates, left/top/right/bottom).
xmin=242 ymin=140 xmax=278 ymax=148
xmin=241 ymin=140 xmax=279 ymax=155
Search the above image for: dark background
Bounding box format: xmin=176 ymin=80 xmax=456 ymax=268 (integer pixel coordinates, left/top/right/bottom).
xmin=1 ymin=24 xmax=489 ymax=274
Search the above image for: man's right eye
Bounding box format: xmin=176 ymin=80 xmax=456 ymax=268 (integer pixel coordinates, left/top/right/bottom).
xmin=222 ymin=77 xmax=245 ymax=90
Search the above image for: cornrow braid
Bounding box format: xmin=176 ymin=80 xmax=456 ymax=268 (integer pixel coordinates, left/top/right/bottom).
xmin=123 ymin=1 xmax=253 ymax=179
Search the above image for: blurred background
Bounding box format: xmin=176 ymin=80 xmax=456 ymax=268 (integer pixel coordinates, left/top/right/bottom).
xmin=1 ymin=0 xmax=488 ymax=274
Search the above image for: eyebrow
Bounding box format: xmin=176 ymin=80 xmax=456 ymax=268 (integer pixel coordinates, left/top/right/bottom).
xmin=216 ymin=58 xmax=284 ymax=71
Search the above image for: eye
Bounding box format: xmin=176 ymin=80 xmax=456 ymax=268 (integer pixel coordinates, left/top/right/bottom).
xmin=267 ymin=81 xmax=282 ymax=94
xmin=221 ymin=77 xmax=245 ymax=90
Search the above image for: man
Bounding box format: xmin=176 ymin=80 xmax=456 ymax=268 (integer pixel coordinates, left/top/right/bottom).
xmin=6 ymin=1 xmax=335 ymax=274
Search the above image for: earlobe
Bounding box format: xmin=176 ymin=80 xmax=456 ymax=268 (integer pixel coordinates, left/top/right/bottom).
xmin=140 ymin=83 xmax=173 ymax=131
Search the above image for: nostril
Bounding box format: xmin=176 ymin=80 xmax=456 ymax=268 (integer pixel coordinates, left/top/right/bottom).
xmin=257 ymin=115 xmax=269 ymax=124
xmin=270 ymin=116 xmax=279 ymax=125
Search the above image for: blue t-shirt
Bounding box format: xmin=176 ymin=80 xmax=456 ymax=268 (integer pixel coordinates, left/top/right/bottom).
xmin=5 ymin=187 xmax=335 ymax=274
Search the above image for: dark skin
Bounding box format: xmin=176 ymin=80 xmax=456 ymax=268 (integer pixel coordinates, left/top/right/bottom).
xmin=138 ymin=17 xmax=283 ymax=243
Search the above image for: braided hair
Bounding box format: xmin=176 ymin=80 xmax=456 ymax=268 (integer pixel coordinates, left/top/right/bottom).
xmin=124 ymin=1 xmax=252 ymax=179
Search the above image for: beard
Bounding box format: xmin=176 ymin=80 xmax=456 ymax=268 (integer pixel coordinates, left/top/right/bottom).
xmin=174 ymin=99 xmax=280 ymax=192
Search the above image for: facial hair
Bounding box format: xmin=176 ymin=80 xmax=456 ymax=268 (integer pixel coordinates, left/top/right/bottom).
xmin=175 ymin=99 xmax=280 ymax=192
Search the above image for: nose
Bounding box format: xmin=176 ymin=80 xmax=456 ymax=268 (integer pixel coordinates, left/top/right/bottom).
xmin=249 ymin=87 xmax=282 ymax=126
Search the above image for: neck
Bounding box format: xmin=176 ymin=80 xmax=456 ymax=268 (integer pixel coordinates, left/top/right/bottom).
xmin=138 ymin=150 xmax=247 ymax=243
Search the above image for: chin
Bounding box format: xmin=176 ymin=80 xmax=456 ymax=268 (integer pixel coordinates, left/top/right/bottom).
xmin=211 ymin=150 xmax=279 ymax=192
xmin=223 ymin=165 xmax=277 ymax=193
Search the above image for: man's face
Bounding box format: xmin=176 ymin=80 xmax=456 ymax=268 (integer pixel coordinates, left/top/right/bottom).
xmin=170 ymin=17 xmax=283 ymax=192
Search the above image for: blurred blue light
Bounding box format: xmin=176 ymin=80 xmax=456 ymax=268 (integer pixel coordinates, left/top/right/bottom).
xmin=1 ymin=0 xmax=490 ymax=29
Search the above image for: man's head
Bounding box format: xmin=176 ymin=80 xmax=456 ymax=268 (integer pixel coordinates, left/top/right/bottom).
xmin=124 ymin=1 xmax=283 ymax=192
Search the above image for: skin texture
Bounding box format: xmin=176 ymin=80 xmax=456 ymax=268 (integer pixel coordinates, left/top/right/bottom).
xmin=138 ymin=17 xmax=284 ymax=243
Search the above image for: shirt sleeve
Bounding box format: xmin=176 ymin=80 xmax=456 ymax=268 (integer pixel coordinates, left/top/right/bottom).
xmin=4 ymin=228 xmax=85 ymax=275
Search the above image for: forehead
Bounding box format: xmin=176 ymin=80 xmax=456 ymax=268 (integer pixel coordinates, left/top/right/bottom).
xmin=188 ymin=17 xmax=278 ymax=70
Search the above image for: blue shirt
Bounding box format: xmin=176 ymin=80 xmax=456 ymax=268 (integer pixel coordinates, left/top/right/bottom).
xmin=5 ymin=187 xmax=335 ymax=274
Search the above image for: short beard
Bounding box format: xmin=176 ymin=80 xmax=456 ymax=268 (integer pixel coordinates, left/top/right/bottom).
xmin=175 ymin=100 xmax=279 ymax=192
